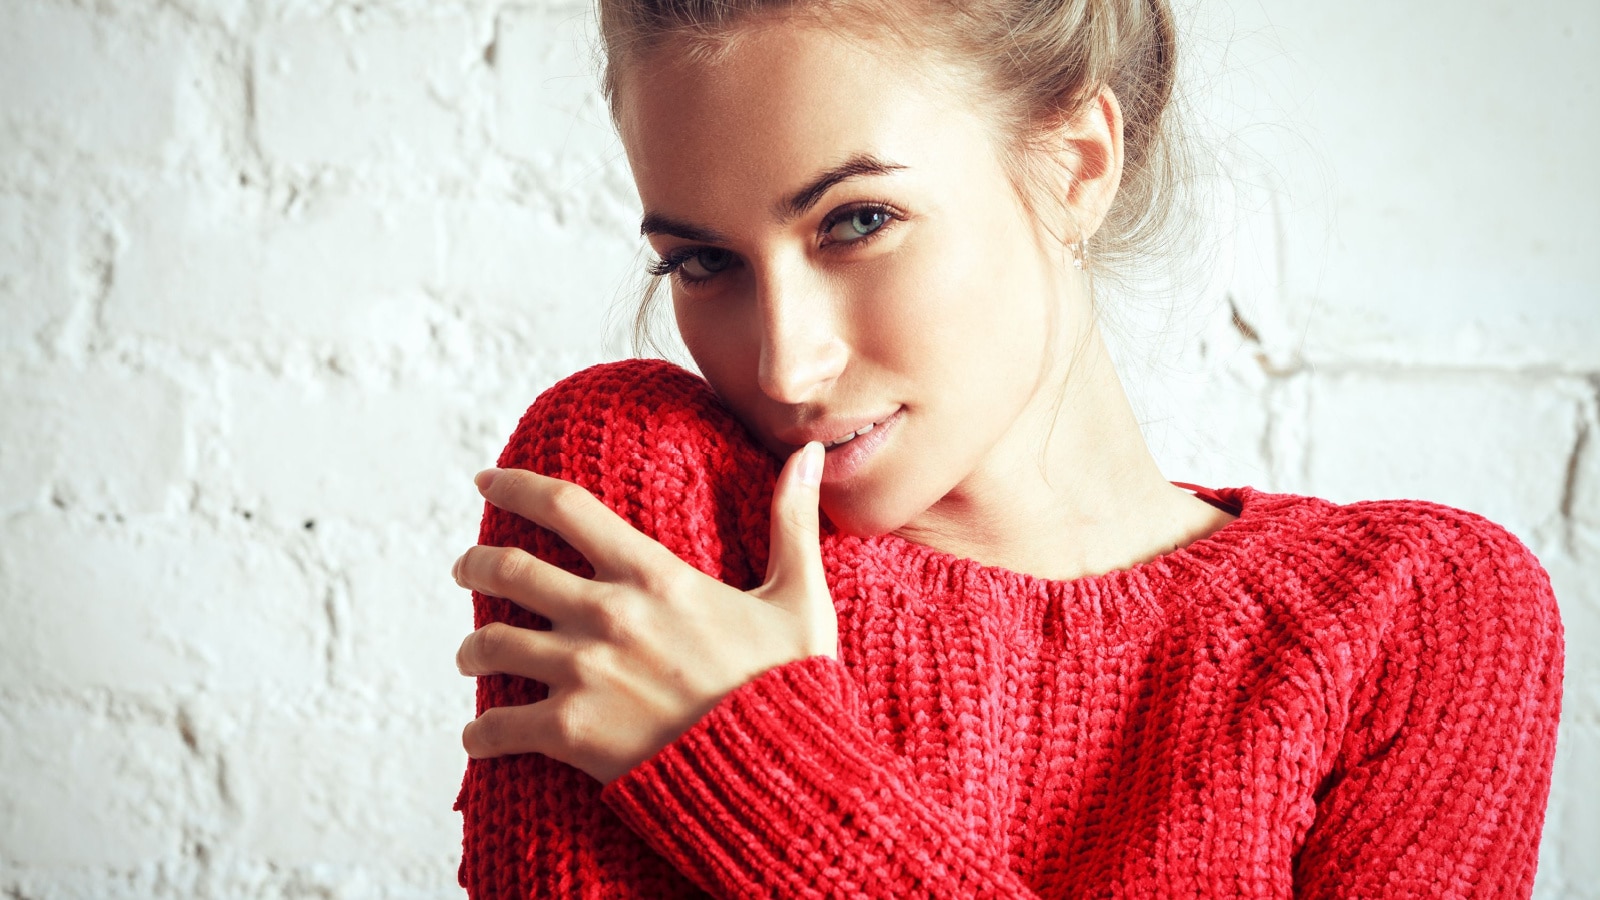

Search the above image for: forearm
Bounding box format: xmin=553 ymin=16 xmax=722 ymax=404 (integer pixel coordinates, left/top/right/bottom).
xmin=602 ymin=655 xmax=1043 ymax=898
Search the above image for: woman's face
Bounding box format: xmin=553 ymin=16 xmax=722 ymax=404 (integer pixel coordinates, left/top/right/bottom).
xmin=615 ymin=19 xmax=1089 ymax=538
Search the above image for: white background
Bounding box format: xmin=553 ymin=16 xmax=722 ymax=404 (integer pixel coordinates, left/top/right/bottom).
xmin=1 ymin=0 xmax=1595 ymax=896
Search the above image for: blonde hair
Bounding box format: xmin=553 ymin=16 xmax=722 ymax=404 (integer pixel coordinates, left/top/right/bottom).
xmin=594 ymin=0 xmax=1191 ymax=355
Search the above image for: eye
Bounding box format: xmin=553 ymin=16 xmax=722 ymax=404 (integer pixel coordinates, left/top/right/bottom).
xmin=824 ymin=205 xmax=892 ymax=244
xmin=646 ymin=246 xmax=735 ymax=285
xmin=644 ymin=201 xmax=903 ymax=287
xmin=679 ymin=248 xmax=736 ymax=281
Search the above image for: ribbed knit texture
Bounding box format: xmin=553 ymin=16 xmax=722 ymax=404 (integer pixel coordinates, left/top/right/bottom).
xmin=455 ymin=358 xmax=1565 ymax=899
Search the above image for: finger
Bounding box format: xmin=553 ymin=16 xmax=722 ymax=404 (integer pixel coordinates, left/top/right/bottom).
xmin=475 ymin=468 xmax=658 ymax=578
xmin=760 ymin=441 xmax=827 ymax=595
xmin=462 ymin=703 xmax=547 ymax=759
xmin=454 ymin=544 xmax=593 ymax=621
xmin=455 ymin=621 xmax=574 ymax=684
xmin=461 ymin=699 xmax=577 ymax=761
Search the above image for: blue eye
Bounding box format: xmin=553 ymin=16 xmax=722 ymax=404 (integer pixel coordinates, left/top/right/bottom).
xmin=645 ymin=202 xmax=901 ymax=286
xmin=827 ymin=207 xmax=890 ymax=242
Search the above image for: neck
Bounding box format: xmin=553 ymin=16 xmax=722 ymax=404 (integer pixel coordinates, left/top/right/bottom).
xmin=891 ymin=323 xmax=1235 ymax=582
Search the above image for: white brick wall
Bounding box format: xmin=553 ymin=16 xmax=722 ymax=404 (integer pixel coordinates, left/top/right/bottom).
xmin=1 ymin=0 xmax=1594 ymax=897
xmin=253 ymin=14 xmax=475 ymax=171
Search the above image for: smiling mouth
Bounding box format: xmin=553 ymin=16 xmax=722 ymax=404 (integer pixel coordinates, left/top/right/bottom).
xmin=823 ymin=420 xmax=880 ymax=449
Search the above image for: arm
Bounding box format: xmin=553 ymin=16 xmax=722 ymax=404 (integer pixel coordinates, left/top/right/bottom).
xmin=599 ymin=653 xmax=1044 ymax=897
xmin=1291 ymin=510 xmax=1565 ymax=898
xmin=455 ymin=359 xmax=766 ymax=897
xmin=457 ymin=359 xmax=1046 ymax=898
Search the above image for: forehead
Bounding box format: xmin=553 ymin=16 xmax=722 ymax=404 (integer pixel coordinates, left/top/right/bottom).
xmin=613 ymin=20 xmax=988 ymax=212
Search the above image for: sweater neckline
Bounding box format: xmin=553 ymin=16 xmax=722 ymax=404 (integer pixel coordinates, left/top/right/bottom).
xmin=851 ymin=484 xmax=1271 ymax=623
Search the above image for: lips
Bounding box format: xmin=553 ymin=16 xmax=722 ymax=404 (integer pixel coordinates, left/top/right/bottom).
xmin=775 ymin=407 xmax=903 ymax=452
xmin=818 ymin=406 xmax=902 ymax=483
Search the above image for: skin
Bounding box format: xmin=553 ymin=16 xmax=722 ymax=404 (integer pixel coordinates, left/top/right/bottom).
xmin=454 ymin=15 xmax=1236 ymax=783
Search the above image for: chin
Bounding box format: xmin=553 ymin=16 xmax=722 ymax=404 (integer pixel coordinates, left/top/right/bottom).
xmin=819 ymin=493 xmax=911 ymax=539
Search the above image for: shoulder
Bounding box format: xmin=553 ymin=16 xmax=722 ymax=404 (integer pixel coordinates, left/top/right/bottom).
xmin=1234 ymin=488 xmax=1564 ymax=716
xmin=1352 ymin=498 xmax=1564 ymax=675
xmin=498 ymin=358 xmax=742 ymax=464
xmin=488 ymin=358 xmax=780 ymax=585
xmin=1267 ymin=495 xmax=1567 ymax=891
xmin=1330 ymin=497 xmax=1555 ymax=598
xmin=1233 ymin=488 xmax=1560 ymax=625
xmin=1220 ymin=488 xmax=1563 ymax=690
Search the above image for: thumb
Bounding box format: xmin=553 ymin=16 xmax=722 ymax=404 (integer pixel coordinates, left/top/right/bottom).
xmin=759 ymin=441 xmax=836 ymax=658
xmin=759 ymin=440 xmax=829 ymax=601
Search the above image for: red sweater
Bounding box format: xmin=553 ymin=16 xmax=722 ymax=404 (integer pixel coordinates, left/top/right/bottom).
xmin=455 ymin=358 xmax=1564 ymax=898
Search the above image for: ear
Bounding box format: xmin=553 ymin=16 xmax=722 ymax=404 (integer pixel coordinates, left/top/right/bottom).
xmin=1042 ymin=85 xmax=1125 ymax=247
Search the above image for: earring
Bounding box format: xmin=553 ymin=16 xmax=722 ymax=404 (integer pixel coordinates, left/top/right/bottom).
xmin=1070 ymin=238 xmax=1087 ymax=271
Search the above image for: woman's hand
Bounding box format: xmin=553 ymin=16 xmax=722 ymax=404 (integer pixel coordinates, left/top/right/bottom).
xmin=452 ymin=441 xmax=838 ymax=786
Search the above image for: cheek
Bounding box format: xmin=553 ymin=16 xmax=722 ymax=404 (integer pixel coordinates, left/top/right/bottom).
xmin=675 ymin=293 xmax=753 ymax=373
xmin=851 ymin=222 xmax=1028 ymax=372
xmin=673 ymin=293 xmax=772 ymax=427
xmin=846 ymin=270 xmax=931 ymax=365
xmin=845 ymin=230 xmax=960 ymax=354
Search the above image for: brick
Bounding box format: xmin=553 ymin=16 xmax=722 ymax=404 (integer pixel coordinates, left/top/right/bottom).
xmin=1190 ymin=2 xmax=1600 ymax=370
xmin=1541 ymin=544 xmax=1599 ymax=725
xmin=1102 ymin=279 xmax=1283 ymax=490
xmin=1536 ymin=723 xmax=1600 ymax=896
xmin=102 ymin=191 xmax=640 ymax=358
xmin=225 ymin=373 xmax=483 ymax=530
xmin=343 ymin=528 xmax=479 ymax=703
xmin=0 ymin=703 xmax=196 ymax=866
xmin=493 ymin=5 xmax=620 ymax=174
xmin=257 ymin=195 xmax=442 ymax=342
xmin=0 ymin=363 xmax=186 ymax=515
xmin=0 ymin=869 xmax=167 ymax=900
xmin=0 ymin=193 xmax=74 ymax=355
xmin=223 ymin=709 xmax=466 ymax=867
xmin=1571 ymin=405 xmax=1600 ymax=534
xmin=253 ymin=14 xmax=472 ymax=169
xmin=191 ymin=865 xmax=427 ymax=900
xmin=441 ymin=200 xmax=638 ymax=338
xmin=1303 ymin=372 xmax=1581 ymax=543
xmin=0 ymin=3 xmax=183 ymax=159
xmin=1206 ymin=171 xmax=1304 ymax=375
xmin=99 ymin=186 xmax=259 ymax=346
xmin=1285 ymin=264 xmax=1600 ymax=371
xmin=0 ymin=512 xmax=325 ymax=692
xmin=104 ymin=187 xmax=441 ymax=348
xmin=1123 ymin=352 xmax=1274 ymax=493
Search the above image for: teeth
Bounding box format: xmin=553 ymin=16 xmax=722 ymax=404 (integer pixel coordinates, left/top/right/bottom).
xmin=824 ymin=421 xmax=877 ymax=449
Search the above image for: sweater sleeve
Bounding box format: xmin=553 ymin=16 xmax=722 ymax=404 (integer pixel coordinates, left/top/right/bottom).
xmin=457 ymin=358 xmax=1046 ymax=898
xmin=598 ymin=653 xmax=1046 ymax=897
xmin=456 ymin=358 xmax=781 ymax=897
xmin=1291 ymin=506 xmax=1565 ymax=898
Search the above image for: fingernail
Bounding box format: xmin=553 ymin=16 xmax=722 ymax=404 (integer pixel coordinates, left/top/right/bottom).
xmin=799 ymin=442 xmax=823 ymax=487
xmin=474 ymin=468 xmax=499 ymax=492
xmin=451 ymin=553 xmax=463 ymax=583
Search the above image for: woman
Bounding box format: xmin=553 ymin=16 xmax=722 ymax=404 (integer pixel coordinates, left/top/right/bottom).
xmin=451 ymin=0 xmax=1565 ymax=895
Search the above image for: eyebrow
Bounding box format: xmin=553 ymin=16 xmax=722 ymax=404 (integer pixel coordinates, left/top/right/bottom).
xmin=638 ymin=152 xmax=909 ymax=243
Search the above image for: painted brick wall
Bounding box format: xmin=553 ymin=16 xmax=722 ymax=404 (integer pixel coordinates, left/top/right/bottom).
xmin=1 ymin=0 xmax=1594 ymax=896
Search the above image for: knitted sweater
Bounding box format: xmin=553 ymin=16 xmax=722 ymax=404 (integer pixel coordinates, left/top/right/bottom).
xmin=455 ymin=358 xmax=1564 ymax=899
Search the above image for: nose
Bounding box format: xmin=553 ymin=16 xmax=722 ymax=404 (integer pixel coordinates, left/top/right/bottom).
xmin=755 ymin=276 xmax=848 ymax=405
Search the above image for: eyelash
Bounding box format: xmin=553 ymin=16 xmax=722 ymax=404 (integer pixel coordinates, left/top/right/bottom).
xmin=646 ymin=202 xmax=902 ymax=286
